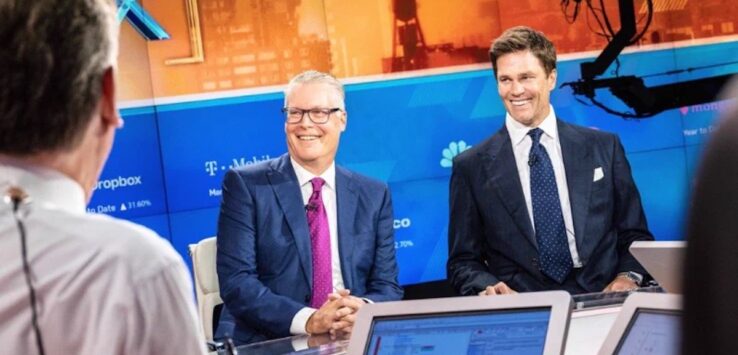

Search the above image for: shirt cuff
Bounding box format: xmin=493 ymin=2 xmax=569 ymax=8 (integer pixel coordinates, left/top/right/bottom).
xmin=290 ymin=307 xmax=316 ymax=335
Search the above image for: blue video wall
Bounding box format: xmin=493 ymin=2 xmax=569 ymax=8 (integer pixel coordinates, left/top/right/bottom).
xmin=87 ymin=40 xmax=738 ymax=285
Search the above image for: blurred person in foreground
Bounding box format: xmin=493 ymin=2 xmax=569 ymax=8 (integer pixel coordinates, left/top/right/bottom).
xmin=0 ymin=0 xmax=206 ymax=353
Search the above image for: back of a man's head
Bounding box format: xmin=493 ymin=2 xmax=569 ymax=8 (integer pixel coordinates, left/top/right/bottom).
xmin=0 ymin=3 xmax=209 ymax=354
xmin=0 ymin=0 xmax=118 ymax=156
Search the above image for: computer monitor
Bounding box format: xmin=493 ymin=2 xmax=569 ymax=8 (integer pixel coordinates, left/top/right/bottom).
xmin=629 ymin=241 xmax=685 ymax=293
xmin=598 ymin=293 xmax=682 ymax=355
xmin=347 ymin=291 xmax=572 ymax=355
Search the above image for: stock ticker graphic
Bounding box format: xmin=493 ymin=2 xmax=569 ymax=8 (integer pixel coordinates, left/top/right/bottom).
xmin=88 ymin=175 xmax=146 ymax=214
xmin=86 ymin=112 xmax=166 ymax=219
xmin=93 ymin=37 xmax=737 ymax=284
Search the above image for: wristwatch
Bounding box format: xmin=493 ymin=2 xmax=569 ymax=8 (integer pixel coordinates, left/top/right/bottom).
xmin=617 ymin=271 xmax=643 ymax=286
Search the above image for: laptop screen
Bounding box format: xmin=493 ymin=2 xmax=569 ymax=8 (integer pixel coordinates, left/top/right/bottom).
xmin=365 ymin=307 xmax=552 ymax=355
xmin=614 ymin=309 xmax=681 ymax=355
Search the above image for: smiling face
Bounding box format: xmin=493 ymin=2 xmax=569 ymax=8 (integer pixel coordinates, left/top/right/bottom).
xmin=495 ymin=50 xmax=557 ymax=127
xmin=284 ymin=82 xmax=346 ymax=175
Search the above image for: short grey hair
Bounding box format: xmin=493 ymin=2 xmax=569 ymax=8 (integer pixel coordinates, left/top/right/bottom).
xmin=0 ymin=0 xmax=119 ymax=155
xmin=284 ymin=70 xmax=345 ymax=110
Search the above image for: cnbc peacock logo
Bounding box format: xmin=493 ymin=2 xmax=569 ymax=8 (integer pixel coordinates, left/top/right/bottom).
xmin=440 ymin=140 xmax=471 ymax=168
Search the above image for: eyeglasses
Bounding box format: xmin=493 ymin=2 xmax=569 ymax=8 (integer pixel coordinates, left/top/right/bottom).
xmin=282 ymin=107 xmax=342 ymax=124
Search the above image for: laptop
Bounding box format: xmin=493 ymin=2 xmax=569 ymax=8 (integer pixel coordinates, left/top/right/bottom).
xmin=347 ymin=291 xmax=573 ymax=355
xmin=629 ymin=241 xmax=686 ymax=293
xmin=597 ymin=292 xmax=682 ymax=355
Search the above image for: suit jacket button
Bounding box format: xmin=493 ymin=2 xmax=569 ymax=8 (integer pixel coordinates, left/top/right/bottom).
xmin=305 ymin=295 xmax=311 ymax=303
xmin=532 ymin=258 xmax=538 ymax=267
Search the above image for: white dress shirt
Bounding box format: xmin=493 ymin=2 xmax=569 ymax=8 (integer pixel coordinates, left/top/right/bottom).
xmin=505 ymin=106 xmax=583 ymax=267
xmin=0 ymin=163 xmax=206 ymax=355
xmin=289 ymin=158 xmax=346 ymax=334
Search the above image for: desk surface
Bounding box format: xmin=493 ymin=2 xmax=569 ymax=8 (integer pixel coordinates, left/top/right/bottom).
xmin=565 ymin=306 xmax=621 ymax=354
xmin=229 ymin=288 xmax=662 ymax=355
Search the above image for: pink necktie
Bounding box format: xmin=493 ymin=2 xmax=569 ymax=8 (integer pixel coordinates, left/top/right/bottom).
xmin=307 ymin=177 xmax=332 ymax=308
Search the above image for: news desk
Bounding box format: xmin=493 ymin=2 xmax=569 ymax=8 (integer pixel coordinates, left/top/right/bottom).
xmin=224 ymin=287 xmax=663 ymax=355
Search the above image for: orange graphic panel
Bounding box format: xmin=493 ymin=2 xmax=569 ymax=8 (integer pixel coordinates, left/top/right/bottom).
xmin=116 ymin=0 xmax=737 ymax=100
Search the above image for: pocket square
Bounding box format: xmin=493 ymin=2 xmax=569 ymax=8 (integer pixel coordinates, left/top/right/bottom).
xmin=593 ymin=167 xmax=604 ymax=182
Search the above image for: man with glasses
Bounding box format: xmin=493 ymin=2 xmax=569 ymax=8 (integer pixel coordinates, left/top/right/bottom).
xmin=215 ymin=70 xmax=403 ymax=345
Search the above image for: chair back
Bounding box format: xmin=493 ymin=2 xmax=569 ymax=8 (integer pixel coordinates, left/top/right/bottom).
xmin=189 ymin=237 xmax=223 ymax=341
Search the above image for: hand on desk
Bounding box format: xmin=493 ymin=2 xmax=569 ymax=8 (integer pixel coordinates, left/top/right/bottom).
xmin=603 ymin=275 xmax=638 ymax=292
xmin=478 ymin=281 xmax=517 ymax=295
xmin=306 ymin=295 xmax=344 ymax=335
xmin=306 ymin=289 xmax=364 ymax=336
xmin=328 ymin=289 xmax=365 ymax=336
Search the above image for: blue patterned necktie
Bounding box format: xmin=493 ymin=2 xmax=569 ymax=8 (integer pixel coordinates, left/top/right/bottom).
xmin=528 ymin=128 xmax=573 ymax=284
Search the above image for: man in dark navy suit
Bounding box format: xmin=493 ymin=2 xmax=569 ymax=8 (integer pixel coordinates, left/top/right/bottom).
xmin=448 ymin=26 xmax=654 ymax=296
xmin=215 ymin=70 xmax=403 ymax=345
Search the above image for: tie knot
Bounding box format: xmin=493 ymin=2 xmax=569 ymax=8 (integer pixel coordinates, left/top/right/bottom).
xmin=528 ymin=128 xmax=544 ymax=144
xmin=310 ymin=177 xmax=325 ymax=192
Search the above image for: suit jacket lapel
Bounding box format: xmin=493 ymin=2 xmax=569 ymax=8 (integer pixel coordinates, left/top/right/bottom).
xmin=266 ymin=154 xmax=313 ymax=289
xmin=335 ymin=166 xmax=356 ymax=290
xmin=482 ymin=128 xmax=538 ymax=250
xmin=558 ymin=120 xmax=592 ymax=252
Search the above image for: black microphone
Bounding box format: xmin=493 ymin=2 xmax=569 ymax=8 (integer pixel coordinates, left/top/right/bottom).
xmin=305 ymin=203 xmax=317 ymax=212
xmin=5 ymin=187 xmax=45 ymax=355
xmin=6 ymin=186 xmax=28 ymax=208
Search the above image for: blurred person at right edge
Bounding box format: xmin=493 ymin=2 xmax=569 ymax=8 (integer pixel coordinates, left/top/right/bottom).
xmin=683 ymin=77 xmax=738 ymax=354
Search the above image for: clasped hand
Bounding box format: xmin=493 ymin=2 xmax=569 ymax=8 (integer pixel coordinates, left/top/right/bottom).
xmin=306 ymin=289 xmax=365 ymax=337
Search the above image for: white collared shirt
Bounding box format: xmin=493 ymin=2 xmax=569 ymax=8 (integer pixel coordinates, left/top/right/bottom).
xmin=0 ymin=163 xmax=206 ymax=354
xmin=289 ymin=158 xmax=346 ymax=334
xmin=505 ymin=106 xmax=583 ymax=267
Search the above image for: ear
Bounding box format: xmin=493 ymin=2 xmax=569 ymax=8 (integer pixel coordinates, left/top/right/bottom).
xmin=340 ymin=111 xmax=347 ymax=132
xmin=547 ymin=68 xmax=558 ymax=91
xmin=100 ymin=67 xmax=122 ymax=130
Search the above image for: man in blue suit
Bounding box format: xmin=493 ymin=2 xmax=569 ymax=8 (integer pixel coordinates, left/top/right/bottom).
xmin=448 ymin=26 xmax=654 ymax=296
xmin=215 ymin=70 xmax=403 ymax=345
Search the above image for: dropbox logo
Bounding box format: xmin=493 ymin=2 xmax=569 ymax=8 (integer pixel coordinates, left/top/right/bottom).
xmin=440 ymin=140 xmax=471 ymax=168
xmin=94 ymin=175 xmax=143 ymax=191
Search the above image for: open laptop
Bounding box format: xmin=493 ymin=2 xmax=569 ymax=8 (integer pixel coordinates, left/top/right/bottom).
xmin=629 ymin=241 xmax=686 ymax=293
xmin=347 ymin=291 xmax=572 ymax=355
xmin=597 ymin=292 xmax=682 ymax=355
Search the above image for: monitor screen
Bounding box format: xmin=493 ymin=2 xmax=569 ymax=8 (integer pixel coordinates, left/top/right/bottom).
xmin=615 ymin=309 xmax=681 ymax=355
xmin=365 ymin=308 xmax=552 ymax=355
